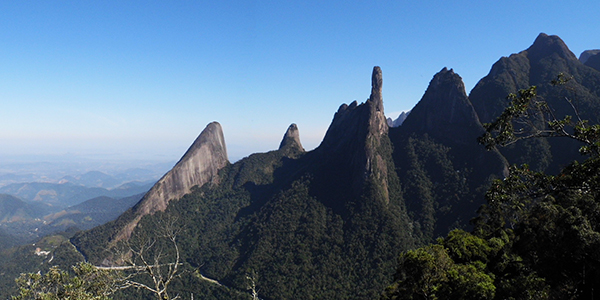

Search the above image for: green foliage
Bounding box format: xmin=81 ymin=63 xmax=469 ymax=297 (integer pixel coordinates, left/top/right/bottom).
xmin=391 ymin=133 xmax=475 ymax=242
xmin=383 ymin=233 xmax=497 ymax=300
xmin=479 ymin=74 xmax=600 ymax=158
xmin=12 ymin=262 xmax=116 ymax=300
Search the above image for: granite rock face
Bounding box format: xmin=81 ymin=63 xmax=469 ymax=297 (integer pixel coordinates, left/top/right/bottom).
xmin=470 ymin=33 xmax=580 ymax=124
xmin=318 ymin=66 xmax=391 ymax=201
xmin=278 ymin=123 xmax=304 ymax=151
xmin=114 ymin=122 xmax=229 ymax=241
xmin=400 ymin=66 xmax=509 ymax=175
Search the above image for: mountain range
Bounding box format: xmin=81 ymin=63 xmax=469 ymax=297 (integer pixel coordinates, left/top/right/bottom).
xmin=2 ymin=33 xmax=600 ymax=299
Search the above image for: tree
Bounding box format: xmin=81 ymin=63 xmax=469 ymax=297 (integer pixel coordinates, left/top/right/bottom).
xmin=105 ymin=216 xmax=184 ymax=300
xmin=12 ymin=262 xmax=119 ymax=300
xmin=382 ymin=233 xmax=497 ymax=300
xmin=245 ymin=270 xmax=259 ymax=300
xmin=384 ymin=76 xmax=600 ymax=299
xmin=478 ymin=74 xmax=600 ymax=157
xmin=13 ymin=217 xmax=185 ymax=300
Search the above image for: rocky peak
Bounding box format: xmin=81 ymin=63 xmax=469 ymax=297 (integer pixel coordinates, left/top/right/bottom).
xmin=526 ymin=33 xmax=577 ymax=62
xmin=370 ymin=66 xmax=384 ymax=112
xmin=580 ymin=50 xmax=600 ymax=64
xmin=316 ymin=66 xmax=391 ymax=201
xmin=402 ymin=68 xmax=483 ymax=144
xmin=584 ymin=52 xmax=600 ymax=72
xmin=320 ymin=66 xmax=388 ymax=152
xmin=279 ymin=123 xmax=304 ymax=152
xmin=113 ymin=122 xmax=229 ymax=242
xmin=387 ymin=110 xmax=411 ymax=127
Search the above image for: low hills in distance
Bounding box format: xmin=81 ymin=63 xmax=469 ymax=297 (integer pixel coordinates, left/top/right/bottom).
xmin=2 ymin=33 xmax=600 ymax=299
xmin=0 ymin=169 xmax=158 ymax=248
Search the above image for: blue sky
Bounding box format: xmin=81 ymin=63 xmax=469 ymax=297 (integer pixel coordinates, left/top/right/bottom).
xmin=1 ymin=1 xmax=599 ymax=162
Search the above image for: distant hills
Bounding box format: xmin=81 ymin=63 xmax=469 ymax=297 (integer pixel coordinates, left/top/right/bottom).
xmin=0 ymin=180 xmax=152 ymax=207
xmin=2 ymin=33 xmax=600 ymax=299
xmin=0 ymin=177 xmax=153 ymax=247
xmin=0 ymin=159 xmax=173 ymax=188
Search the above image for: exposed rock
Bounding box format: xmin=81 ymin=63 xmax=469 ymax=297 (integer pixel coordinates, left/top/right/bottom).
xmin=320 ymin=66 xmax=388 ymax=153
xmin=402 ymin=68 xmax=483 ymax=145
xmin=318 ymin=66 xmax=390 ymax=201
xmin=370 ymin=66 xmax=384 ymax=112
xmin=387 ymin=110 xmax=410 ymax=127
xmin=400 ymin=66 xmax=508 ymax=175
xmin=471 ymin=33 xmax=583 ymax=125
xmin=114 ymin=122 xmax=228 ymax=242
xmin=580 ymin=50 xmax=600 ymax=64
xmin=526 ymin=33 xmax=578 ymax=63
xmin=585 ymin=52 xmax=600 ymax=72
xmin=278 ymin=123 xmax=304 ymax=151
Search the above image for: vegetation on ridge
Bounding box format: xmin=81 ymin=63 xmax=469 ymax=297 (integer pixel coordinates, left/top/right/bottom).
xmin=383 ymin=78 xmax=600 ymax=299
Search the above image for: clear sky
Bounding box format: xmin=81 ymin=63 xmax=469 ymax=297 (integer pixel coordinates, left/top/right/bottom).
xmin=1 ymin=1 xmax=599 ymax=163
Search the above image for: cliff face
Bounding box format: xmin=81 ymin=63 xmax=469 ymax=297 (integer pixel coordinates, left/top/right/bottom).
xmin=317 ymin=66 xmax=391 ymax=201
xmin=114 ymin=122 xmax=229 ymax=241
xmin=67 ymin=65 xmax=519 ymax=299
xmin=278 ymin=123 xmax=304 ymax=152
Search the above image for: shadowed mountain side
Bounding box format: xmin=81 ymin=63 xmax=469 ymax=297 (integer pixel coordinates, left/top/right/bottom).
xmin=470 ymin=33 xmax=600 ymax=173
xmin=585 ymin=51 xmax=600 ymax=72
xmin=390 ymin=68 xmax=508 ymax=240
xmin=580 ymin=49 xmax=600 ymax=64
xmin=9 ymin=34 xmax=600 ymax=300
xmin=401 ymin=68 xmax=483 ymax=145
xmin=112 ymin=122 xmax=229 ymax=242
xmin=316 ymin=66 xmax=390 ymax=201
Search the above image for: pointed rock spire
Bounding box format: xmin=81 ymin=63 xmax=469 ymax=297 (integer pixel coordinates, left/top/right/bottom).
xmin=316 ymin=66 xmax=390 ymax=200
xmin=369 ymin=66 xmax=384 ymax=112
xmin=114 ymin=122 xmax=229 ymax=242
xmin=279 ymin=123 xmax=304 ymax=151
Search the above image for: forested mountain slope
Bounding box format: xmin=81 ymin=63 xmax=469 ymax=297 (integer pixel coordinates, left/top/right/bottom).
xmin=390 ymin=68 xmax=507 ymax=241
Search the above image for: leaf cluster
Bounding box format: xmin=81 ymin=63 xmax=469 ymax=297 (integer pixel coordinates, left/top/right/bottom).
xmin=479 ymin=74 xmax=600 ymax=157
xmin=12 ymin=262 xmax=118 ymax=300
